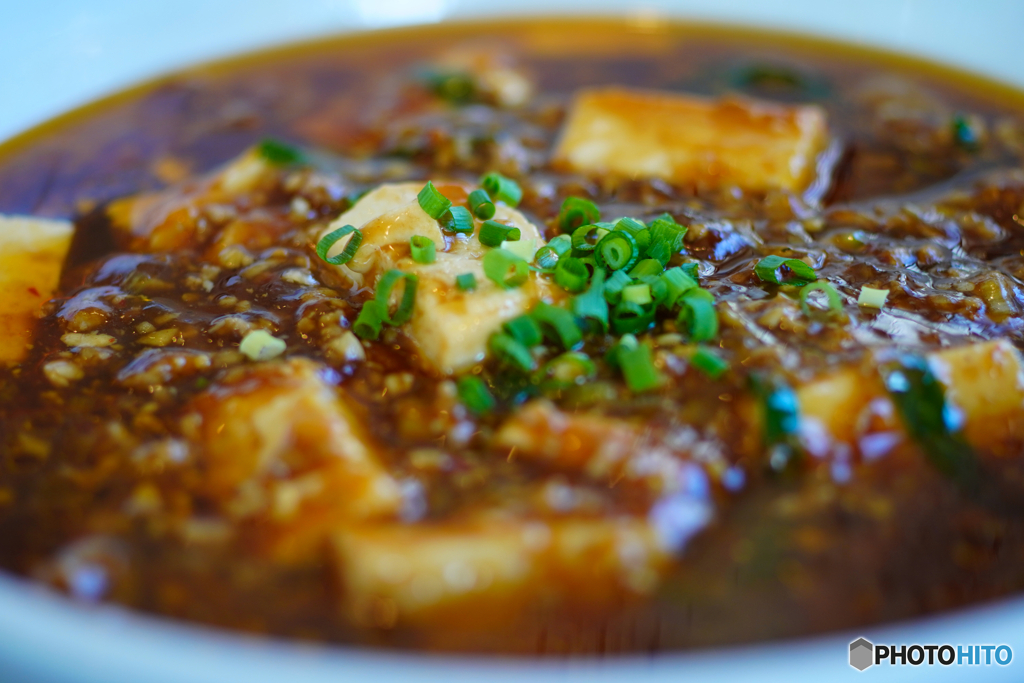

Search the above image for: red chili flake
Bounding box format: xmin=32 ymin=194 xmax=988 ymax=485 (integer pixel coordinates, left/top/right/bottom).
xmin=27 ymin=287 xmax=40 ymax=297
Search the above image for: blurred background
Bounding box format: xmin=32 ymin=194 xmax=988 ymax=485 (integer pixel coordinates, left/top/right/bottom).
xmin=3 ymin=0 xmax=1023 ymax=142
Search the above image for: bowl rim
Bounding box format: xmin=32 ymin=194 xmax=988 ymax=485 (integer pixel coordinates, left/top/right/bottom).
xmin=3 ymin=11 xmax=1024 ymax=682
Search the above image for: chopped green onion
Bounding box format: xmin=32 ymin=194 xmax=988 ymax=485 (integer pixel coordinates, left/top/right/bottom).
xmin=554 ymin=256 xmax=590 ymax=293
xmin=489 ymin=333 xmax=537 ymax=372
xmin=417 ymin=181 xmax=452 ymax=220
xmin=603 ymin=269 xmax=632 ymax=305
xmin=641 ymin=274 xmax=669 ymax=308
xmin=611 ymin=300 xmax=655 ymax=335
xmin=256 ymin=138 xmax=305 ymax=165
xmin=416 ymin=68 xmax=476 ymax=105
xmin=690 ymin=347 xmax=728 ymax=379
xmin=467 ymin=189 xmax=495 ymax=220
xmin=679 ymin=262 xmax=700 ymax=281
xmin=622 ymin=283 xmax=652 ymax=305
xmin=480 ymin=172 xmax=522 ymax=207
xmin=952 ymin=114 xmax=979 ymax=150
xmin=548 ymin=234 xmax=572 ymax=255
xmin=535 ymin=246 xmax=560 ymax=270
xmin=678 ymin=289 xmax=718 ymax=342
xmin=316 ymin=224 xmax=363 ymax=266
xmin=501 ymin=237 xmax=535 ymax=261
xmin=534 ymin=234 xmax=571 ymax=270
xmin=729 ymin=63 xmax=831 ymax=100
xmin=570 ymin=224 xmax=607 ymax=254
xmin=754 ymin=255 xmax=816 ymax=286
xmin=648 ymin=213 xmax=685 ymax=234
xmin=662 ymin=267 xmax=699 ymax=307
xmin=503 ymin=314 xmax=542 ymax=348
xmin=614 ymin=217 xmax=650 ymax=253
xmin=799 ymin=280 xmax=843 ymax=318
xmin=443 ymin=205 xmax=475 ymax=234
xmin=615 ymin=341 xmax=662 ymax=393
xmin=479 ymin=220 xmax=521 ymax=247
xmin=353 ymin=300 xmax=386 ymax=340
xmin=538 ymin=351 xmax=596 ymax=388
xmin=456 ymin=273 xmax=477 ymax=291
xmin=483 ymin=249 xmax=529 ymax=289
xmin=595 ymin=230 xmax=639 ymax=271
xmin=629 ymin=259 xmax=664 ymax=279
xmin=750 ymin=375 xmax=802 ymax=473
xmin=881 ymin=354 xmax=978 ymax=491
xmin=557 ymin=196 xmax=601 ymax=232
xmin=858 ymin=286 xmax=889 ymax=309
xmin=647 ymin=215 xmax=687 ymax=266
xmin=614 ymin=216 xmax=646 ymax=234
xmin=572 ymin=267 xmax=608 ymax=332
xmin=530 ymin=302 xmax=583 ymax=349
xmin=410 ymin=235 xmax=436 ymax=264
xmin=605 ymin=333 xmax=637 ymax=368
xmin=457 ymin=375 xmax=495 ymax=415
xmin=375 ymin=270 xmax=418 ymax=325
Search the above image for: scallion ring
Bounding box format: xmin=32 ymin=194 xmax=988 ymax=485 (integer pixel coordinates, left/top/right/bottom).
xmin=678 ymin=289 xmax=718 ymax=342
xmin=595 ymin=230 xmax=639 ymax=272
xmin=443 ymin=205 xmax=475 ymax=234
xmin=611 ymin=300 xmax=656 ymax=335
xmin=571 ymin=224 xmax=605 ymax=253
xmin=557 ymin=196 xmax=601 ymax=232
xmin=479 ymin=220 xmax=521 ymax=247
xmin=754 ymin=255 xmax=816 ymax=286
xmin=489 ymin=333 xmax=537 ymax=372
xmin=410 ymin=235 xmax=436 ymax=264
xmin=554 ymin=256 xmax=590 ymax=293
xmin=417 ymin=181 xmax=452 ymax=220
xmin=467 ymin=189 xmax=495 ymax=220
xmin=353 ymin=300 xmax=386 ymax=340
xmin=316 ymin=224 xmax=363 ymax=266
xmin=483 ymin=249 xmax=529 ymax=289
xmin=530 ymin=302 xmax=583 ymax=350
xmin=534 ymin=235 xmax=572 ymax=270
xmin=375 ymin=269 xmax=418 ymax=325
xmin=480 ymin=172 xmax=522 ymax=207
xmin=661 ymin=267 xmax=699 ymax=307
xmin=799 ymin=280 xmax=844 ymax=318
xmin=503 ymin=314 xmax=543 ymax=348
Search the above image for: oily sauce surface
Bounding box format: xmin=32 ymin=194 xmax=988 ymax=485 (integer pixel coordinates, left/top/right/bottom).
xmin=2 ymin=19 xmax=1024 ymax=653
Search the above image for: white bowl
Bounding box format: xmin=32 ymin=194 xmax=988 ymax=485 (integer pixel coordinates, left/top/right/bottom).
xmin=1 ymin=2 xmax=1023 ymax=681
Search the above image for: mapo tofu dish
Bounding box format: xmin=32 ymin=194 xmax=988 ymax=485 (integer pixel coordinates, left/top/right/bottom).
xmin=3 ymin=19 xmax=1024 ymax=654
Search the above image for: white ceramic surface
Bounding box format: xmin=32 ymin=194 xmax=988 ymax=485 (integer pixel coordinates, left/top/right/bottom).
xmin=1 ymin=1 xmax=1023 ymax=681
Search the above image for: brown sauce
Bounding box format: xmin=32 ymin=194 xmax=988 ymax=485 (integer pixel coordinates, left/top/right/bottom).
xmin=1 ymin=18 xmax=1024 ymax=655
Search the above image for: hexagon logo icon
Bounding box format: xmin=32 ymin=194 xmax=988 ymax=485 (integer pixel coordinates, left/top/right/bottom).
xmin=850 ymin=637 xmax=874 ymax=671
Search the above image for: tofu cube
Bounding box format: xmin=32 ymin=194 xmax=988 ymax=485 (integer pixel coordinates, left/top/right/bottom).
xmin=553 ymin=87 xmax=829 ymax=193
xmin=0 ymin=215 xmax=75 ymax=363
xmin=188 ymin=358 xmax=402 ymax=523
xmin=319 ymin=182 xmax=560 ymax=374
xmin=333 ymin=517 xmax=668 ymax=628
xmin=796 ymin=339 xmax=1024 ymax=456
